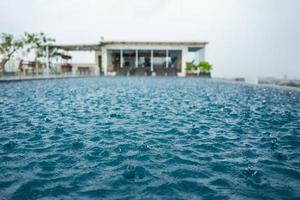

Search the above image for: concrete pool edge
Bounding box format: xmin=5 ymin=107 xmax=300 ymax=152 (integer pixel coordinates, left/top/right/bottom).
xmin=0 ymin=75 xmax=98 ymax=83
xmin=0 ymin=75 xmax=299 ymax=92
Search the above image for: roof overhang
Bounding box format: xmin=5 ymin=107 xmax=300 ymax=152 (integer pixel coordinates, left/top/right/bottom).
xmin=49 ymin=40 xmax=208 ymax=51
xmin=100 ymin=40 xmax=208 ymax=46
xmin=49 ymin=44 xmax=101 ymax=51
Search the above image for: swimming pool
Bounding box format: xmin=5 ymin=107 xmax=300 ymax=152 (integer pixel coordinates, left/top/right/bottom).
xmin=1 ymin=77 xmax=300 ymax=199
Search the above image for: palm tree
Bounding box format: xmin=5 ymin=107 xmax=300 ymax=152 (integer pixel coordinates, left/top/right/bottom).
xmin=23 ymin=32 xmax=55 ymax=60
xmin=22 ymin=32 xmax=56 ymax=74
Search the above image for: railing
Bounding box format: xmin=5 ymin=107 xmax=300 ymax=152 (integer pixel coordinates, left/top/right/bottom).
xmin=0 ymin=59 xmax=98 ymax=77
xmin=0 ymin=73 xmax=98 ymax=82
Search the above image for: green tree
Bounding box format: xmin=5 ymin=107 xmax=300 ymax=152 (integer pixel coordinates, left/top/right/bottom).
xmin=198 ymin=61 xmax=212 ymax=73
xmin=22 ymin=32 xmax=55 ymax=59
xmin=22 ymin=32 xmax=56 ymax=73
xmin=0 ymin=33 xmax=23 ymax=72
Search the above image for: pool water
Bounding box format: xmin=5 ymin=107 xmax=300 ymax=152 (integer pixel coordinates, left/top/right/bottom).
xmin=0 ymin=77 xmax=300 ymax=200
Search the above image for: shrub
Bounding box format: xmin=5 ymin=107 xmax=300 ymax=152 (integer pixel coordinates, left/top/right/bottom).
xmin=186 ymin=61 xmax=195 ymax=71
xmin=198 ymin=61 xmax=212 ymax=73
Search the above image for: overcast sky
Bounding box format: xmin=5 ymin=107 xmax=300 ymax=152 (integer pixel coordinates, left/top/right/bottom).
xmin=1 ymin=0 xmax=300 ymax=78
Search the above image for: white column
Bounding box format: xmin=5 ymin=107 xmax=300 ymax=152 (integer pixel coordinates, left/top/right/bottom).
xmin=135 ymin=49 xmax=138 ymax=68
xmin=166 ymin=50 xmax=169 ymax=68
xmin=95 ymin=51 xmax=100 ymax=76
xmin=102 ymin=47 xmax=107 ymax=75
xmin=180 ymin=47 xmax=187 ymax=77
xmin=45 ymin=45 xmax=49 ymax=76
xmin=150 ymin=50 xmax=153 ymax=72
xmin=120 ymin=49 xmax=123 ymax=68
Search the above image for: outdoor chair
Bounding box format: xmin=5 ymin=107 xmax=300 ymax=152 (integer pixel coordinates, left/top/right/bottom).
xmin=154 ymin=67 xmax=166 ymax=76
xmin=134 ymin=67 xmax=151 ymax=76
xmin=116 ymin=66 xmax=130 ymax=76
xmin=166 ymin=68 xmax=177 ymax=76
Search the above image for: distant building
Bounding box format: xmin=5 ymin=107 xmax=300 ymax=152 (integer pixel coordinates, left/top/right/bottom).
xmin=50 ymin=40 xmax=208 ymax=76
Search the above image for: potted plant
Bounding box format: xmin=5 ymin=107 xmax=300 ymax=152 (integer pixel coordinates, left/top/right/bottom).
xmin=198 ymin=61 xmax=212 ymax=78
xmin=186 ymin=61 xmax=199 ymax=76
xmin=186 ymin=61 xmax=212 ymax=77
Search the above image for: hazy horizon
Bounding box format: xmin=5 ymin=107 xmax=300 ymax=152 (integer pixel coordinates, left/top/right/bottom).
xmin=1 ymin=0 xmax=300 ymax=79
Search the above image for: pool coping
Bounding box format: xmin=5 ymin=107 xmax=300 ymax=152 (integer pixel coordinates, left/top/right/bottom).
xmin=0 ymin=75 xmax=97 ymax=83
xmin=0 ymin=75 xmax=299 ymax=92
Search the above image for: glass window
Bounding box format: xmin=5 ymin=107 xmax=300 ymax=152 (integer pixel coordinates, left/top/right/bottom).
xmin=153 ymin=50 xmax=167 ymax=68
xmin=187 ymin=47 xmax=205 ymax=64
xmin=167 ymin=50 xmax=182 ymax=71
xmin=138 ymin=50 xmax=151 ymax=68
xmin=107 ymin=49 xmax=121 ymax=72
xmin=123 ymin=50 xmax=136 ymax=68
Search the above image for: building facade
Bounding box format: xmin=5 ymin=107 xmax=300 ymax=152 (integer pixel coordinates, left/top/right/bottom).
xmin=51 ymin=40 xmax=208 ymax=77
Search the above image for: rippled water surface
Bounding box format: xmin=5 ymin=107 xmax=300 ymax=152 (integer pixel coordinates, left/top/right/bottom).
xmin=1 ymin=77 xmax=300 ymax=200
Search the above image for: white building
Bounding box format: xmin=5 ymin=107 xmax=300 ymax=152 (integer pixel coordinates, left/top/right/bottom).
xmin=51 ymin=40 xmax=208 ymax=77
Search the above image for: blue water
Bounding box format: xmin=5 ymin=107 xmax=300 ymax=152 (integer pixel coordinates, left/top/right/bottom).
xmin=0 ymin=77 xmax=300 ymax=200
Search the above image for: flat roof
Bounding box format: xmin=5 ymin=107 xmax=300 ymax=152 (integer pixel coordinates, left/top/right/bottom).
xmin=50 ymin=40 xmax=208 ymax=51
xmin=101 ymin=40 xmax=208 ymax=46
